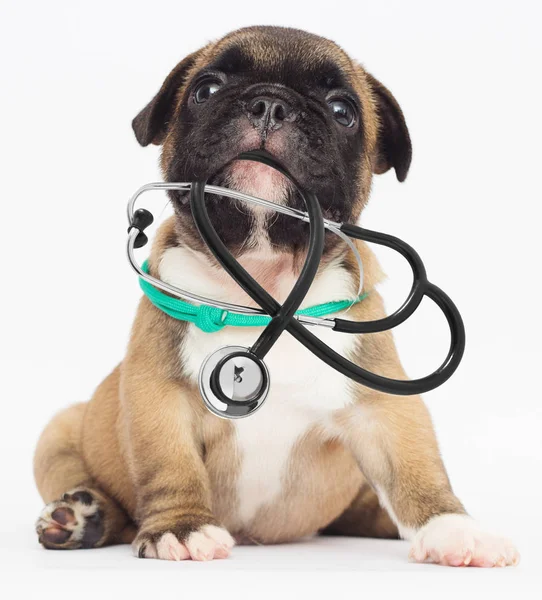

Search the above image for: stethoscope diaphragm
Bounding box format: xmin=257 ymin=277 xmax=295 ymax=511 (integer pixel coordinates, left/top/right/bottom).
xmin=199 ymin=346 xmax=270 ymax=418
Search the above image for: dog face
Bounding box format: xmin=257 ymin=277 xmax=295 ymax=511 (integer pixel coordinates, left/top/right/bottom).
xmin=133 ymin=26 xmax=411 ymax=259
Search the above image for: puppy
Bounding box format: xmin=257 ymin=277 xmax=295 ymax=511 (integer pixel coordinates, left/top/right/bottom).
xmin=34 ymin=26 xmax=519 ymax=566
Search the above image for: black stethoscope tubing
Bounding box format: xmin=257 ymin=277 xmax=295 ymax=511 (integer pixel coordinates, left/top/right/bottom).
xmin=191 ymin=150 xmax=326 ymax=361
xmin=190 ymin=150 xmax=465 ymax=396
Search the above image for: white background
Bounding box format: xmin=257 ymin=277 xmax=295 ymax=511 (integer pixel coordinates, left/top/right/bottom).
xmin=0 ymin=0 xmax=540 ymax=597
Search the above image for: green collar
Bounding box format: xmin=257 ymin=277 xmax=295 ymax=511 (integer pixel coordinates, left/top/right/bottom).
xmin=139 ymin=260 xmax=367 ymax=333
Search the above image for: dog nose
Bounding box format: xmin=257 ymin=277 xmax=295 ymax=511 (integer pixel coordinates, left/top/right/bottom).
xmin=247 ymin=96 xmax=295 ymax=131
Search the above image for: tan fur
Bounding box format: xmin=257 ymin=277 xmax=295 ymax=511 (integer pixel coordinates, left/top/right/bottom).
xmin=334 ymin=293 xmax=465 ymax=532
xmin=34 ymin=26 xmax=464 ymax=554
xmin=35 ymin=215 xmax=459 ymax=547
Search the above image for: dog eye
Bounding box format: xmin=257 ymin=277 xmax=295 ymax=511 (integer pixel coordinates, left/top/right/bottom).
xmin=194 ymin=80 xmax=222 ymax=104
xmin=328 ymin=98 xmax=355 ymax=127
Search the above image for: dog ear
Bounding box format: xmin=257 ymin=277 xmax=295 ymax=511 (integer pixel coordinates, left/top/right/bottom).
xmin=132 ymin=50 xmax=202 ymax=147
xmin=367 ymin=73 xmax=412 ymax=182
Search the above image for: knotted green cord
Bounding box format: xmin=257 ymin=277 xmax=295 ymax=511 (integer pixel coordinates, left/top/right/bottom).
xmin=139 ymin=260 xmax=367 ymax=333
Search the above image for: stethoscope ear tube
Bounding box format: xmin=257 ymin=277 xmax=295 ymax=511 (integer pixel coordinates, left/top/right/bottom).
xmin=335 ymin=223 xmax=466 ymax=390
xmin=322 ymin=223 xmax=465 ymax=394
xmin=333 ymin=223 xmax=427 ymax=333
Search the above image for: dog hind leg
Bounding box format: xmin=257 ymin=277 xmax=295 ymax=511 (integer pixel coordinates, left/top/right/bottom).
xmin=321 ymin=483 xmax=399 ymax=539
xmin=34 ymin=402 xmax=133 ymax=549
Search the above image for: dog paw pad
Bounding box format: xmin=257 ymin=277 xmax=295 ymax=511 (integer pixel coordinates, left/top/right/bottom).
xmin=36 ymin=488 xmax=104 ymax=549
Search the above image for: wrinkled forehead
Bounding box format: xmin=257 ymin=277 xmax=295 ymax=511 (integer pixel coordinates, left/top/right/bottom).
xmin=205 ymin=28 xmax=357 ymax=89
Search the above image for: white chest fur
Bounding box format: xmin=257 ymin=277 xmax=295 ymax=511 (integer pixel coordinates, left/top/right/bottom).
xmin=159 ymin=246 xmax=359 ymax=526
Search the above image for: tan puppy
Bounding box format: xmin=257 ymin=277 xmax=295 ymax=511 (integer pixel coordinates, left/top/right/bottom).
xmin=34 ymin=26 xmax=519 ymax=567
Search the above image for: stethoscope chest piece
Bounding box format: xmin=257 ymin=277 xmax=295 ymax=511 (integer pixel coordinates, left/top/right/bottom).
xmin=198 ymin=346 xmax=270 ymax=419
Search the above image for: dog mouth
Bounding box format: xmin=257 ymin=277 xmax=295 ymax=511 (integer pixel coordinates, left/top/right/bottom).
xmin=211 ymin=157 xmax=291 ymax=203
xmin=174 ymin=150 xmax=293 ymax=211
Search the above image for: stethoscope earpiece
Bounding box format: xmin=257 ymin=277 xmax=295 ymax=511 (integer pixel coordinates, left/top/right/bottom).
xmin=128 ymin=208 xmax=154 ymax=248
xmin=199 ymin=346 xmax=270 ymax=419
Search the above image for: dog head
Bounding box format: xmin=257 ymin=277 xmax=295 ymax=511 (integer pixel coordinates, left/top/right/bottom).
xmin=132 ymin=26 xmax=411 ymax=261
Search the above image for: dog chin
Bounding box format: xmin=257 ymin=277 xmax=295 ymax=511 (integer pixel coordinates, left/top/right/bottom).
xmin=222 ymin=159 xmax=290 ymax=205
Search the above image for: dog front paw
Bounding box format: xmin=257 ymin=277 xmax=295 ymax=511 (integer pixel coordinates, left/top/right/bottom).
xmin=409 ymin=514 xmax=520 ymax=567
xmin=133 ymin=523 xmax=235 ymax=561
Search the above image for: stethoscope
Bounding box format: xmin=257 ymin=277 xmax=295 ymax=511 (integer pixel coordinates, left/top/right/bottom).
xmin=127 ymin=150 xmax=465 ymax=419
